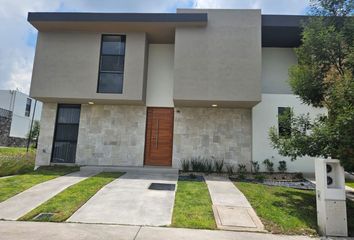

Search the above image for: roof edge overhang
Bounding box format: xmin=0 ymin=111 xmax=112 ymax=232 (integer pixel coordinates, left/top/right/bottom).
xmin=28 ymin=12 xmax=312 ymax=47
xmin=28 ymin=12 xmax=208 ymax=43
xmin=27 ymin=12 xmax=208 ymax=23
xmin=262 ymin=15 xmax=309 ymax=48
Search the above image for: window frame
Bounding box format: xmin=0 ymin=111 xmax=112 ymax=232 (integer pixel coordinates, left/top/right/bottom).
xmin=25 ymin=98 xmax=32 ymax=117
xmin=97 ymin=34 xmax=126 ymax=94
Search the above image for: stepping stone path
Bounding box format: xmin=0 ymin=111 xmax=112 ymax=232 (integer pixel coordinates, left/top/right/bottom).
xmin=205 ymin=175 xmax=265 ymax=232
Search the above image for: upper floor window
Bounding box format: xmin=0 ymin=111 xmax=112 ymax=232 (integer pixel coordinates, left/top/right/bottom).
xmin=97 ymin=35 xmax=126 ymax=94
xmin=278 ymin=107 xmax=291 ymax=137
xmin=25 ymin=98 xmax=32 ymax=117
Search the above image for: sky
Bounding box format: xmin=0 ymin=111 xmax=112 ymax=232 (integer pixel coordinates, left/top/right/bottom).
xmin=0 ymin=0 xmax=311 ymax=94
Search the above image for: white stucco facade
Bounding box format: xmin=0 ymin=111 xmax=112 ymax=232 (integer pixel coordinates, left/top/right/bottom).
xmin=146 ymin=44 xmax=174 ymax=107
xmin=252 ymin=94 xmax=326 ymax=174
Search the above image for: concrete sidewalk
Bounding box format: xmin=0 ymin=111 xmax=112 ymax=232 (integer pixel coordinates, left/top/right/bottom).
xmin=67 ymin=171 xmax=178 ymax=226
xmin=0 ymin=170 xmax=97 ymax=220
xmin=0 ymin=221 xmax=322 ymax=240
xmin=205 ymin=175 xmax=265 ymax=232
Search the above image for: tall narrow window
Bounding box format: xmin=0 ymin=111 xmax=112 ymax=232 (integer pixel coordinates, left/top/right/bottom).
xmin=97 ymin=35 xmax=126 ymax=93
xmin=25 ymin=98 xmax=32 ymax=117
xmin=52 ymin=104 xmax=81 ymax=163
xmin=278 ymin=107 xmax=292 ymax=137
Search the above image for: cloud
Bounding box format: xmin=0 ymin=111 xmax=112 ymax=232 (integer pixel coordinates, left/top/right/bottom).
xmin=0 ymin=0 xmax=311 ymax=94
xmin=193 ymin=0 xmax=311 ymax=14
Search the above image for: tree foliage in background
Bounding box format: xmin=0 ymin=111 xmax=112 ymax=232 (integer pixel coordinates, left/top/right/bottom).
xmin=27 ymin=120 xmax=40 ymax=148
xmin=269 ymin=0 xmax=354 ymax=171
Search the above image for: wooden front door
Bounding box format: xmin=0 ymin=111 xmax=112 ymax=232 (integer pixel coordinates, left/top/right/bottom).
xmin=144 ymin=108 xmax=174 ymax=166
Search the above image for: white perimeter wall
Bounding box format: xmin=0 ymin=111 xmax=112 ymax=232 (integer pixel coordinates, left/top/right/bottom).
xmin=146 ymin=44 xmax=174 ymax=107
xmin=252 ymin=94 xmax=326 ymax=174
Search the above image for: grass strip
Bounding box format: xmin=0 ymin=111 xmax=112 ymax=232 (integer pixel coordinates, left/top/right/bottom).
xmin=235 ymin=182 xmax=354 ymax=236
xmin=0 ymin=166 xmax=79 ymax=202
xmin=172 ymin=180 xmax=216 ymax=229
xmin=19 ymin=172 xmax=124 ymax=222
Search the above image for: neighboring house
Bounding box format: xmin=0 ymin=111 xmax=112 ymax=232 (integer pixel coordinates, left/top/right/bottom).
xmin=0 ymin=90 xmax=42 ymax=147
xmin=28 ymin=9 xmax=325 ymax=175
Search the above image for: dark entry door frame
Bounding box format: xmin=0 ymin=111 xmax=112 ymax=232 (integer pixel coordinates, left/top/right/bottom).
xmin=51 ymin=104 xmax=81 ymax=164
xmin=144 ymin=107 xmax=174 ymax=166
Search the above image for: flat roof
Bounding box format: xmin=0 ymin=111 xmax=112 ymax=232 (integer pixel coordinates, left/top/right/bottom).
xmin=28 ymin=12 xmax=308 ymax=46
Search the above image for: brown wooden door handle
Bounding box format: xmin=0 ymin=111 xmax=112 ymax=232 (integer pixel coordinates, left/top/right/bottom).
xmin=155 ymin=119 xmax=159 ymax=149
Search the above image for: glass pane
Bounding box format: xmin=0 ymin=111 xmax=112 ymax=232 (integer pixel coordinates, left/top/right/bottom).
xmin=102 ymin=41 xmax=125 ymax=55
xmin=100 ymin=56 xmax=124 ymax=72
xmin=98 ymin=73 xmax=123 ymax=93
xmin=55 ymin=124 xmax=79 ymax=141
xmin=57 ymin=107 xmax=80 ymax=124
xmin=52 ymin=142 xmax=77 ymax=163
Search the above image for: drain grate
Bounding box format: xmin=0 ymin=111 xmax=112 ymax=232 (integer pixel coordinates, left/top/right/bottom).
xmin=149 ymin=183 xmax=175 ymax=191
xmin=33 ymin=212 xmax=54 ymax=221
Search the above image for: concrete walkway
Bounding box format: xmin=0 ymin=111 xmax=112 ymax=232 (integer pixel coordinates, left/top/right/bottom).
xmin=0 ymin=170 xmax=97 ymax=220
xmin=0 ymin=221 xmax=324 ymax=240
xmin=67 ymin=171 xmax=178 ymax=226
xmin=205 ymin=175 xmax=265 ymax=232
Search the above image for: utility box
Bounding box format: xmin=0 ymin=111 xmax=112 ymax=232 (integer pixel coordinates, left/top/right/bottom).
xmin=315 ymin=158 xmax=347 ymax=237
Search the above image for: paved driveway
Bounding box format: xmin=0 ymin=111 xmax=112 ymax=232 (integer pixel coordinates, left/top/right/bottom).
xmin=67 ymin=171 xmax=178 ymax=226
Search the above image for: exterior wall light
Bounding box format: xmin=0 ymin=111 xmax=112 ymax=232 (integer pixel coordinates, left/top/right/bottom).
xmin=88 ymin=102 xmax=94 ymax=105
xmin=211 ymin=104 xmax=218 ymax=107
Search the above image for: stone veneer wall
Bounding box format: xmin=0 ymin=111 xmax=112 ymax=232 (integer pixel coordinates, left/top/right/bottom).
xmin=35 ymin=103 xmax=57 ymax=166
xmin=173 ymin=107 xmax=252 ymax=169
xmin=0 ymin=113 xmax=28 ymax=147
xmin=76 ymin=105 xmax=146 ymax=166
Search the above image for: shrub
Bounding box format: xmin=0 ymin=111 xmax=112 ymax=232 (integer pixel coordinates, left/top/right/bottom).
xmin=294 ymin=172 xmax=304 ymax=180
xmin=214 ymin=158 xmax=224 ymax=173
xmin=190 ymin=157 xmax=201 ymax=172
xmin=263 ymin=158 xmax=274 ymax=173
xmin=190 ymin=157 xmax=208 ymax=172
xmin=278 ymin=161 xmax=287 ymax=173
xmin=237 ymin=164 xmax=247 ymax=179
xmin=251 ymin=161 xmax=260 ymax=173
xmin=226 ymin=164 xmax=235 ymax=175
xmin=180 ymin=159 xmax=190 ymax=172
xmin=255 ymin=174 xmax=265 ymax=182
xmin=205 ymin=159 xmax=214 ymax=173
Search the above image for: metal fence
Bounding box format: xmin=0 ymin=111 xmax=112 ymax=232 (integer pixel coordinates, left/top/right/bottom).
xmin=0 ymin=108 xmax=12 ymax=119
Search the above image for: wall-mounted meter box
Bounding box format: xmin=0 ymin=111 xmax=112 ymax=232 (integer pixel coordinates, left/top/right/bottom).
xmin=315 ymin=158 xmax=347 ymax=237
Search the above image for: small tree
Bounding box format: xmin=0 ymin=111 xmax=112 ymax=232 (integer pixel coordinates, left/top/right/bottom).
xmin=27 ymin=120 xmax=40 ymax=148
xmin=269 ymin=0 xmax=354 ymax=171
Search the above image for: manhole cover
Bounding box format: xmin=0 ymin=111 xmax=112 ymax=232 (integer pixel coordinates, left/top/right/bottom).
xmin=33 ymin=212 xmax=54 ymax=221
xmin=149 ymin=183 xmax=175 ymax=191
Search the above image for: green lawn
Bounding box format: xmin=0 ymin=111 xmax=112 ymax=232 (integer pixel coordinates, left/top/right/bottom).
xmin=172 ymin=180 xmax=216 ymax=229
xmin=20 ymin=172 xmax=123 ymax=222
xmin=0 ymin=166 xmax=79 ymax=202
xmin=0 ymin=147 xmax=35 ymax=177
xmin=235 ymin=182 xmax=354 ymax=236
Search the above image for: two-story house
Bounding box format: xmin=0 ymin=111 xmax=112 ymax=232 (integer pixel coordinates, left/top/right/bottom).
xmin=28 ymin=9 xmax=325 ymax=175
